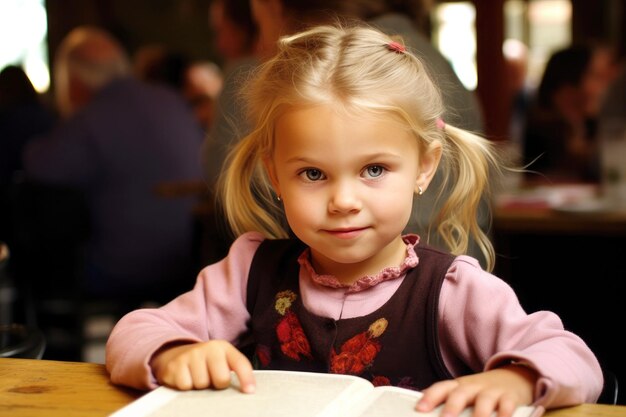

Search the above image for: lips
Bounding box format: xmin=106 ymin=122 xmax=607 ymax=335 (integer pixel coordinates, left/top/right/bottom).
xmin=324 ymin=227 xmax=368 ymax=239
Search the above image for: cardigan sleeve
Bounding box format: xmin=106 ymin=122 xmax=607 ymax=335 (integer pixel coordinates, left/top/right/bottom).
xmin=105 ymin=231 xmax=265 ymax=390
xmin=438 ymin=255 xmax=603 ymax=408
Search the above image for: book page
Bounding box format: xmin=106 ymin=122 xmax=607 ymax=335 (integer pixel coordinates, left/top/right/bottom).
xmin=349 ymin=385 xmax=424 ymax=417
xmin=352 ymin=386 xmax=540 ymax=417
xmin=109 ymin=370 xmax=374 ymax=417
xmin=109 ymin=371 xmax=540 ymax=417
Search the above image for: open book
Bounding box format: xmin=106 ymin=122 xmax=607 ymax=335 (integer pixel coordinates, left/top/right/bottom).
xmin=109 ymin=370 xmax=543 ymax=417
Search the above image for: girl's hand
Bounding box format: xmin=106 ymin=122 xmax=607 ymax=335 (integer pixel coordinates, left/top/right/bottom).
xmin=150 ymin=340 xmax=255 ymax=393
xmin=415 ymin=364 xmax=538 ymax=417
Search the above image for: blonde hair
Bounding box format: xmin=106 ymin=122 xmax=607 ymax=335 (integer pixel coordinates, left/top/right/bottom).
xmin=220 ymin=24 xmax=501 ymax=270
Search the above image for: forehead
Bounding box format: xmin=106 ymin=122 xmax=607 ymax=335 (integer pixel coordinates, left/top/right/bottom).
xmin=273 ymin=104 xmax=418 ymax=159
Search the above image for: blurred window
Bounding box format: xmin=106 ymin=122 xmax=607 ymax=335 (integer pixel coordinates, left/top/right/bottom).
xmin=432 ymin=0 xmax=572 ymax=92
xmin=0 ymin=0 xmax=50 ymax=92
xmin=433 ymin=2 xmax=478 ymax=91
xmin=505 ymin=0 xmax=572 ymax=89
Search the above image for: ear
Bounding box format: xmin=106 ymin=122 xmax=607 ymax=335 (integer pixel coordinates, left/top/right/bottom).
xmin=263 ymin=157 xmax=281 ymax=197
xmin=415 ymin=142 xmax=442 ymax=194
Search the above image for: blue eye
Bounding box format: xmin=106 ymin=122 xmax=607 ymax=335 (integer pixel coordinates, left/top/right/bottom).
xmin=365 ymin=165 xmax=385 ymax=178
xmin=303 ymin=168 xmax=324 ymax=181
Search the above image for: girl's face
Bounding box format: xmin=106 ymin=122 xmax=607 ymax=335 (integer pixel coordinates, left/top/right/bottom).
xmin=267 ymin=105 xmax=440 ymax=284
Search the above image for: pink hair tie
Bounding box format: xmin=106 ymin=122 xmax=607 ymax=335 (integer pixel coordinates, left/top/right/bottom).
xmin=386 ymin=41 xmax=406 ymax=53
xmin=436 ymin=118 xmax=445 ymax=129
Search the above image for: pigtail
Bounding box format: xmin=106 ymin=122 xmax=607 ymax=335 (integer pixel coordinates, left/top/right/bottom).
xmin=219 ymin=130 xmax=287 ymax=240
xmin=435 ymin=124 xmax=500 ymax=271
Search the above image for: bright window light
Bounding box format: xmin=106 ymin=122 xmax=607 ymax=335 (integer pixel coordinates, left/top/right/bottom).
xmin=433 ymin=2 xmax=477 ymax=91
xmin=527 ymin=0 xmax=572 ymax=87
xmin=503 ymin=0 xmax=572 ymax=90
xmin=0 ymin=0 xmax=50 ymax=92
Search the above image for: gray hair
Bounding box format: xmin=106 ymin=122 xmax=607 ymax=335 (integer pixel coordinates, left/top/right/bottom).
xmin=54 ymin=26 xmax=130 ymax=117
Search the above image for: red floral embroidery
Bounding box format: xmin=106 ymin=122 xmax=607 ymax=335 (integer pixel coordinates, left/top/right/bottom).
xmin=276 ymin=310 xmax=312 ymax=360
xmin=330 ymin=333 xmax=381 ymax=375
xmin=330 ymin=318 xmax=388 ymax=376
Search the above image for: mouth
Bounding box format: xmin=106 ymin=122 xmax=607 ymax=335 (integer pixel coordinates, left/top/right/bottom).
xmin=323 ymin=227 xmax=368 ymax=239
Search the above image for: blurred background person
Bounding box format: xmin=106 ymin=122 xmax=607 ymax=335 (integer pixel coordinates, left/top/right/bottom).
xmin=22 ymin=26 xmax=204 ymax=307
xmin=522 ymin=43 xmax=615 ymax=184
xmin=0 ymin=65 xmax=55 ymax=244
xmin=182 ymin=60 xmax=223 ymax=132
xmin=192 ymin=0 xmax=260 ymax=265
xmin=599 ymin=55 xmax=626 ymax=122
xmin=209 ymin=0 xmax=260 ymax=68
xmin=597 ymin=46 xmax=626 ymax=208
xmin=134 ymin=45 xmax=223 ymax=132
xmin=202 ymin=0 xmax=259 ymax=189
xmin=133 ymin=44 xmax=188 ymax=90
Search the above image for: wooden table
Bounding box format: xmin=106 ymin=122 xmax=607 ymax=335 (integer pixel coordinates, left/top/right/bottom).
xmin=1 ymin=358 xmax=624 ymax=417
xmin=0 ymin=358 xmax=141 ymax=417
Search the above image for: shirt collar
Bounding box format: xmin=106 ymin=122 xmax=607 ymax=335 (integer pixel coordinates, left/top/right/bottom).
xmin=297 ymin=234 xmax=420 ymax=293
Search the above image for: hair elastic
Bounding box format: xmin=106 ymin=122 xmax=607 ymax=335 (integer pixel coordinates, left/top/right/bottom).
xmin=436 ymin=118 xmax=445 ymax=130
xmin=386 ymin=41 xmax=406 ymax=53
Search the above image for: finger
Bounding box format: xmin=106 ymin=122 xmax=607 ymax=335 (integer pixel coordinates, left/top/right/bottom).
xmin=472 ymin=392 xmax=499 ymax=417
xmin=188 ymin=357 xmax=210 ymax=389
xmin=168 ymin=364 xmax=193 ymax=390
xmin=416 ymin=380 xmax=458 ymax=412
xmin=226 ymin=346 xmax=255 ymax=393
xmin=496 ymin=396 xmax=518 ymax=417
xmin=439 ymin=385 xmax=476 ymax=417
xmin=205 ymin=349 xmax=234 ymax=390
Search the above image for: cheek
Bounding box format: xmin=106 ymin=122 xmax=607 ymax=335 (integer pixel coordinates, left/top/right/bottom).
xmin=282 ymin=194 xmax=319 ymax=233
xmin=283 ymin=188 xmax=316 ymax=208
xmin=372 ymin=180 xmax=417 ymax=221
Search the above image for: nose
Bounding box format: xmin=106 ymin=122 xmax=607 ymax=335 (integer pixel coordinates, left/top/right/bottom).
xmin=328 ymin=180 xmax=362 ymax=214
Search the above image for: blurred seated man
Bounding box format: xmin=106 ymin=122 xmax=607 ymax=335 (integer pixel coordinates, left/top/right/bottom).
xmin=23 ymin=26 xmax=204 ymax=306
xmin=134 ymin=45 xmax=223 ymax=133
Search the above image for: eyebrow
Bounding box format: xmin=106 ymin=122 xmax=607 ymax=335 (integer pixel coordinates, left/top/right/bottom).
xmin=284 ymin=152 xmax=405 ymax=165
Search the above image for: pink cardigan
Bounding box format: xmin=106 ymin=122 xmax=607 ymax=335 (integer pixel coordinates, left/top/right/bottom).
xmin=105 ymin=231 xmax=602 ymax=407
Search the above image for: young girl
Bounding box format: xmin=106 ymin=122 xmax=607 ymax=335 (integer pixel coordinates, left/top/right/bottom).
xmin=106 ymin=25 xmax=602 ymax=416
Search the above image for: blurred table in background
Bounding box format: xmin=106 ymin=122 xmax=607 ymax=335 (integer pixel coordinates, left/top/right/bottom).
xmin=493 ymin=183 xmax=626 ymax=405
xmin=494 ymin=183 xmax=626 ymax=234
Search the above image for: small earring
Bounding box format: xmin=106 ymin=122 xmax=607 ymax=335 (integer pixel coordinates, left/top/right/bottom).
xmin=417 ymin=186 xmax=424 ymax=195
xmin=276 ymin=195 xmax=281 ymax=201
